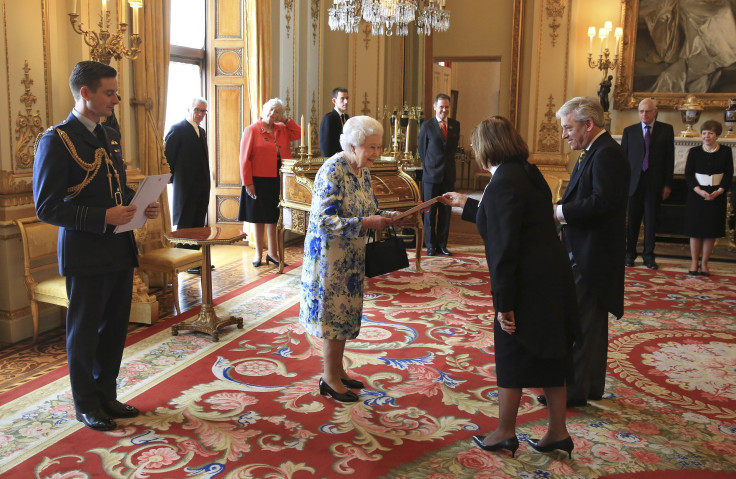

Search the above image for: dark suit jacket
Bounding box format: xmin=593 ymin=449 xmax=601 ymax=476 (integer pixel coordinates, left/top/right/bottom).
xmin=621 ymin=120 xmax=674 ymax=195
xmin=559 ymin=131 xmax=630 ymax=319
xmin=164 ymin=119 xmax=210 ymax=226
xmin=319 ymin=110 xmax=349 ymax=157
xmin=33 ymin=112 xmax=138 ymax=277
xmin=418 ymin=117 xmax=460 ymax=184
xmin=462 ymin=159 xmax=579 ymax=357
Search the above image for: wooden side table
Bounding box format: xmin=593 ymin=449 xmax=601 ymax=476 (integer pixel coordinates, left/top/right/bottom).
xmin=165 ymin=227 xmax=246 ymax=341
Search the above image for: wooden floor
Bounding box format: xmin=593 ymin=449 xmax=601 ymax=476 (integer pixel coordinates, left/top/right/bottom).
xmin=1 ymin=227 xmax=734 ymax=396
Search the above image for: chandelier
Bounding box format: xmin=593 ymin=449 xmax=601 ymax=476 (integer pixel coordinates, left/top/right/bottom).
xmin=328 ymin=0 xmax=450 ymax=36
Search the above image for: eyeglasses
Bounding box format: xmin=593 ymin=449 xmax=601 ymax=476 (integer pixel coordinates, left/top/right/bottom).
xmin=193 ymin=107 xmax=207 ymax=114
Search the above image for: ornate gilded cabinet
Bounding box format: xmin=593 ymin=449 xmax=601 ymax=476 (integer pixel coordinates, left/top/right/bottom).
xmin=278 ymin=155 xmax=425 ymax=273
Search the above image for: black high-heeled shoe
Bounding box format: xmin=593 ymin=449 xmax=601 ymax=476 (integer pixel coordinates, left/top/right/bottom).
xmin=341 ymin=378 xmax=364 ymax=389
xmin=526 ymin=436 xmax=574 ymax=459
xmin=472 ymin=435 xmax=519 ymax=458
xmin=266 ymin=254 xmax=287 ymax=267
xmin=319 ymin=378 xmax=359 ymax=402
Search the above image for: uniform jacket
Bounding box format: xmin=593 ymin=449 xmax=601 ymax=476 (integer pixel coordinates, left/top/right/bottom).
xmin=33 ymin=111 xmax=138 ymax=276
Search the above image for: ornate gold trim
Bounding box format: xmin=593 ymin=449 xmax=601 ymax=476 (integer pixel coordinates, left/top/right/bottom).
xmin=284 ymin=0 xmax=294 ymax=39
xmin=311 ymin=0 xmax=319 ymax=45
xmin=310 ymin=91 xmax=318 ymax=149
xmin=537 ymin=95 xmax=560 ymax=153
xmin=545 ymin=0 xmax=564 ymax=47
xmin=215 ymin=47 xmax=244 ymax=77
xmin=285 ymin=88 xmax=292 ymax=120
xmin=42 ymin=0 xmax=51 ymax=125
xmin=15 ymin=61 xmax=44 ymax=170
xmin=361 ymin=91 xmax=371 ymax=115
xmin=509 ymin=0 xmax=524 ymax=128
xmin=363 ymin=22 xmax=371 ymax=50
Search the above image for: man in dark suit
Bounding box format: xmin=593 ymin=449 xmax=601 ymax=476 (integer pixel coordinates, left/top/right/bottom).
xmin=540 ymin=97 xmax=629 ymax=408
xmin=164 ymin=97 xmax=211 ymax=266
xmin=319 ymin=87 xmax=349 ymax=157
xmin=33 ymin=61 xmax=160 ymax=431
xmin=418 ymin=93 xmax=460 ymax=256
xmin=622 ymin=98 xmax=674 ymax=270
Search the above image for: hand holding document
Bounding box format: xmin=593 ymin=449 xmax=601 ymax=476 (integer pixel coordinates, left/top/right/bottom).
xmin=114 ymin=173 xmax=171 ymax=233
xmin=391 ymin=196 xmax=441 ymax=221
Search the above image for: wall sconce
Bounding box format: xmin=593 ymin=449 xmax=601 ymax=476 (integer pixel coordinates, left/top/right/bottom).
xmin=724 ymin=99 xmax=736 ymax=138
xmin=587 ymin=21 xmax=622 ymax=113
xmin=69 ymin=0 xmax=143 ymax=65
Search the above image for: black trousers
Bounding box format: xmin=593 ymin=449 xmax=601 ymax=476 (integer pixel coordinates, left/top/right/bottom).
xmin=65 ymin=269 xmax=134 ymax=413
xmin=626 ymin=171 xmax=660 ymax=261
xmin=174 ymin=187 xmax=209 ymax=250
xmin=567 ymin=259 xmax=608 ymax=401
xmin=423 ymin=179 xmax=453 ymax=249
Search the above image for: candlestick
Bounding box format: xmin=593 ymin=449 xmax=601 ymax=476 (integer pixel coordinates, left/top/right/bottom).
xmin=73 ymin=0 xmax=79 ymax=14
xmin=588 ymin=26 xmax=595 ymax=54
xmin=300 ymin=115 xmax=305 ymax=146
xmin=405 ymin=120 xmax=410 ymax=154
xmin=102 ymin=0 xmax=107 ymax=14
xmin=393 ymin=120 xmax=398 ymax=144
xmin=308 ymin=123 xmax=312 ymax=154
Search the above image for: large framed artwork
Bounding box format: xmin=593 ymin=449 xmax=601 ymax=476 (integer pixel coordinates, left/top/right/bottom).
xmin=613 ymin=0 xmax=736 ymax=110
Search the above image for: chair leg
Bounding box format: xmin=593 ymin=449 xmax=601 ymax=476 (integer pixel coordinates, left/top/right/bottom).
xmin=171 ymin=272 xmax=181 ymax=316
xmin=30 ymin=299 xmax=39 ymax=343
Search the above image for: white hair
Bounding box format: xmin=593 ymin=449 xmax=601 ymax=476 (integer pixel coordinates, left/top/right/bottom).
xmin=191 ymin=97 xmax=207 ymax=107
xmin=556 ymin=96 xmax=604 ymax=127
xmin=260 ymin=98 xmax=285 ymax=118
xmin=340 ymin=116 xmax=384 ymax=150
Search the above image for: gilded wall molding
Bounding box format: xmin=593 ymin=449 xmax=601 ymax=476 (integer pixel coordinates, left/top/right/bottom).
xmin=362 ymin=23 xmax=371 ymax=50
xmin=0 ymin=169 xmax=33 ymax=200
xmin=15 ymin=61 xmax=44 ymax=170
xmin=215 ymin=47 xmax=244 ymax=77
xmin=509 ymin=0 xmax=524 ymax=128
xmin=284 ymin=0 xmax=294 ymax=39
xmin=361 ymin=92 xmax=371 ymax=115
xmin=310 ymin=92 xmax=318 ymax=148
xmin=545 ymin=0 xmax=565 ymax=47
xmin=285 ymin=88 xmax=292 ymax=120
xmin=537 ymin=95 xmax=560 ymax=153
xmin=311 ymin=0 xmax=320 ymax=45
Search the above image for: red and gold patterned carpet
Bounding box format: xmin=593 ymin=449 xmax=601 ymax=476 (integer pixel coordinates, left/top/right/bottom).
xmin=1 ymin=248 xmax=735 ymax=478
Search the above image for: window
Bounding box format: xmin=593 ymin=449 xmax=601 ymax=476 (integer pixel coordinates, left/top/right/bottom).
xmin=164 ymin=0 xmax=206 ymax=134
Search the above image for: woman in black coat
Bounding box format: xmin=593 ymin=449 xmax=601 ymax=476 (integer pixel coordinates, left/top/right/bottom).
xmin=442 ymin=116 xmax=579 ymax=458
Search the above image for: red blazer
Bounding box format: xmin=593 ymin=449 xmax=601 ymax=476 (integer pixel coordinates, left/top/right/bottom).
xmin=239 ymin=119 xmax=301 ymax=185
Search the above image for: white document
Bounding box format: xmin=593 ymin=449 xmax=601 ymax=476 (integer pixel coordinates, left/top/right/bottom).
xmin=114 ymin=173 xmax=171 ymax=233
xmin=695 ymin=173 xmax=723 ymax=187
xmin=392 ymin=196 xmax=441 ymax=220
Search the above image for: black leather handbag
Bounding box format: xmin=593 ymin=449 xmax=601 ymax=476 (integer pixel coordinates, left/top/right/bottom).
xmin=365 ymin=226 xmax=409 ymax=278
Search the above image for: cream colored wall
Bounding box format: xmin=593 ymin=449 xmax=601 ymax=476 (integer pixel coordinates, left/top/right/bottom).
xmin=449 ymin=61 xmax=500 ymax=152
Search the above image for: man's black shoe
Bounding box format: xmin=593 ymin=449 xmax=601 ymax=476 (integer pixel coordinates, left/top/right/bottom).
xmin=101 ymin=400 xmax=139 ymax=418
xmin=625 ymin=258 xmax=635 ymax=267
xmin=643 ymin=260 xmax=658 ymax=270
xmin=536 ymin=395 xmax=587 ymax=408
xmin=438 ymin=247 xmax=452 ymax=256
xmin=187 ymin=266 xmax=202 ymax=274
xmin=426 ymin=248 xmax=436 ymax=256
xmin=76 ymin=409 xmax=116 ymax=431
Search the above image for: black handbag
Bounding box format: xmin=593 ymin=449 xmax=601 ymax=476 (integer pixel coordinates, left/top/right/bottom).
xmin=365 ymin=226 xmax=409 ymax=277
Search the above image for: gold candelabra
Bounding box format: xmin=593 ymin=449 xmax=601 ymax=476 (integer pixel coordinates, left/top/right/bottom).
xmin=586 ymin=22 xmax=622 ymax=81
xmin=69 ymin=0 xmax=143 ymax=65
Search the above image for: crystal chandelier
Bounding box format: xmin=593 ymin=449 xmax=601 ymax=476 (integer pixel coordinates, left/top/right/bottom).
xmin=328 ymin=0 xmax=450 ymax=36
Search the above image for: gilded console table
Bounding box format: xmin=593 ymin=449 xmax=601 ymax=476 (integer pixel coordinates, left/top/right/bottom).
xmin=278 ymin=154 xmax=425 ymax=273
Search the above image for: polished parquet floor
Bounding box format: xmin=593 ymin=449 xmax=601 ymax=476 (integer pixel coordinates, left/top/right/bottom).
xmin=1 ymin=228 xmax=734 ymax=396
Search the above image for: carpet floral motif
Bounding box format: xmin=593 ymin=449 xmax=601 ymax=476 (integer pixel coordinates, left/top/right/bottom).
xmin=1 ymin=252 xmax=735 ymax=478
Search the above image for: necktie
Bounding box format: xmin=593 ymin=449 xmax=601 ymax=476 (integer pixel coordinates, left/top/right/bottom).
xmin=440 ymin=120 xmax=447 ymax=140
xmin=577 ymin=150 xmax=587 ymax=171
xmin=642 ymin=125 xmax=650 ymax=171
xmin=94 ymin=124 xmax=108 ymax=151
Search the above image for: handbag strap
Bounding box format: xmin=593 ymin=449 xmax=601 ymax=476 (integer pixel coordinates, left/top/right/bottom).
xmin=366 ymin=225 xmax=398 ymax=243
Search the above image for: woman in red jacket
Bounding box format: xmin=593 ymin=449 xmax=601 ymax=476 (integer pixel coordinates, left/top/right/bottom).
xmin=238 ymin=98 xmax=300 ymax=267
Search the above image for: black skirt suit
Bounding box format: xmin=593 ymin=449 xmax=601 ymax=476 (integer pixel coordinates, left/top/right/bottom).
xmin=461 ymin=159 xmax=579 ymax=388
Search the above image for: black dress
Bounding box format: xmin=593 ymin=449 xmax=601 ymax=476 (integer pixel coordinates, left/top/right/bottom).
xmin=462 ymin=159 xmax=579 ymax=389
xmin=684 ymin=145 xmax=734 ymax=238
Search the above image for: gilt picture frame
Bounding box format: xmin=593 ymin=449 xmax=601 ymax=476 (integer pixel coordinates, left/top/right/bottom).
xmin=613 ymin=0 xmax=736 ymax=111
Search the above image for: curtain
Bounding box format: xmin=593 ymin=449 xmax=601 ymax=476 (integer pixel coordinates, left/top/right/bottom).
xmin=245 ymin=0 xmax=271 ymax=121
xmin=132 ymin=0 xmax=171 ymax=177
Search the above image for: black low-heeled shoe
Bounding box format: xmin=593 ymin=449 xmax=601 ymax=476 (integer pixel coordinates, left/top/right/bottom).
xmin=341 ymin=378 xmax=364 ymax=389
xmin=319 ymin=378 xmax=359 ymax=402
xmin=472 ymin=435 xmax=519 ymax=458
xmin=252 ymin=259 xmax=263 ymax=267
xmin=266 ymin=254 xmax=288 ymax=267
xmin=526 ymin=436 xmax=574 ymax=459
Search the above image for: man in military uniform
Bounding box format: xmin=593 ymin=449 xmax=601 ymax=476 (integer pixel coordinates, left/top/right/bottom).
xmin=33 ymin=61 xmax=160 ymax=431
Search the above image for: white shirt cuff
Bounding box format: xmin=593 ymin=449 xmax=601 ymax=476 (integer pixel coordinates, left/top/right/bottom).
xmin=555 ymin=204 xmax=566 ymax=224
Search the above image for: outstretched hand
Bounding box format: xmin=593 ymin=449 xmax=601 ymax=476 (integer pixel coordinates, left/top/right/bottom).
xmin=361 ymin=214 xmax=393 ymax=231
xmin=440 ymin=192 xmax=468 ymax=208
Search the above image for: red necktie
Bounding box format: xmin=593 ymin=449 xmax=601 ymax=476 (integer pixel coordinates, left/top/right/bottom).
xmin=440 ymin=120 xmax=447 ymax=140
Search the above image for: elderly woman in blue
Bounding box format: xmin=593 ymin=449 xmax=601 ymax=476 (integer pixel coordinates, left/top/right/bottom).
xmin=299 ymin=116 xmax=397 ymax=403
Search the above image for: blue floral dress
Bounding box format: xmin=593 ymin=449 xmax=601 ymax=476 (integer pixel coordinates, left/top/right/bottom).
xmin=299 ymin=155 xmax=386 ymax=340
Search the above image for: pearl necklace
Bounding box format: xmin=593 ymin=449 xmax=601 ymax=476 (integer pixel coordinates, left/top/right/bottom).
xmin=703 ymin=144 xmax=719 ymax=153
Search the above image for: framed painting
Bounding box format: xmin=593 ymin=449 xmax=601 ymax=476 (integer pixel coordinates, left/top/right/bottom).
xmin=613 ymin=0 xmax=736 ymax=110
